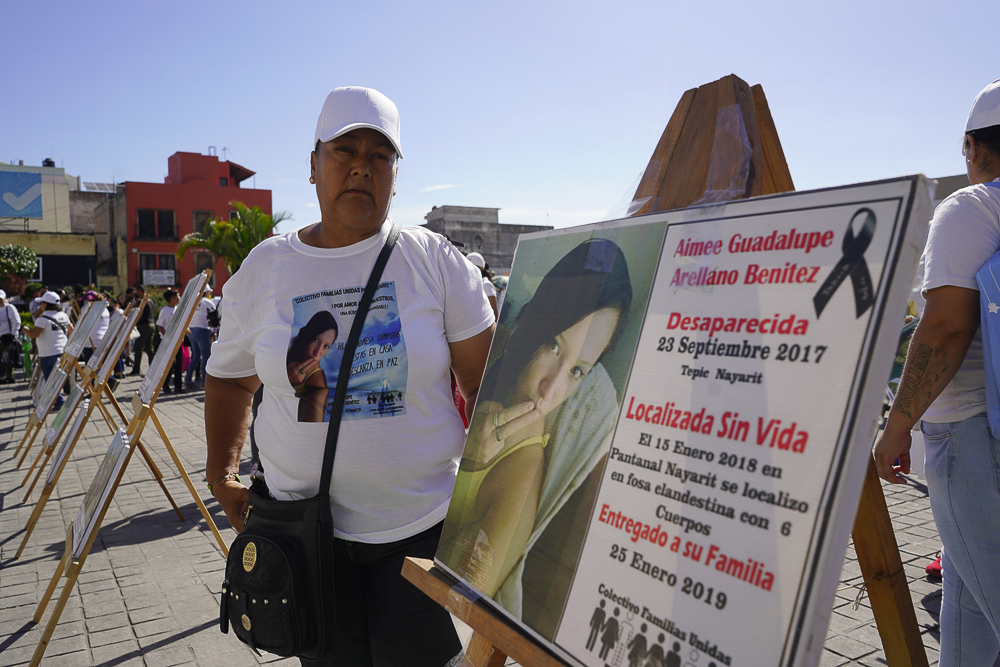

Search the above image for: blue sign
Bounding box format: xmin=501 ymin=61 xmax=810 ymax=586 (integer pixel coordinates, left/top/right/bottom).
xmin=0 ymin=172 xmax=43 ymax=219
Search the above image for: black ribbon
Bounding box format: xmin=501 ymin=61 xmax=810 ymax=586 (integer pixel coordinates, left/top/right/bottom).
xmin=813 ymin=208 xmax=876 ymax=319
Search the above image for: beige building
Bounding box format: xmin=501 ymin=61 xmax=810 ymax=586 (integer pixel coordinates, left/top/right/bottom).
xmin=422 ymin=205 xmax=552 ymax=274
xmin=0 ymin=159 xmax=98 ymax=289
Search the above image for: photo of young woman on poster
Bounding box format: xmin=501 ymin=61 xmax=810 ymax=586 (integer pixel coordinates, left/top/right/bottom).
xmin=439 ymin=231 xmax=661 ymax=631
xmin=286 ymin=310 xmax=339 ymax=422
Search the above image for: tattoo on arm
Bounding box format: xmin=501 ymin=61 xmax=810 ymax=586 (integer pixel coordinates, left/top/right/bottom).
xmin=895 ymin=343 xmax=949 ymax=419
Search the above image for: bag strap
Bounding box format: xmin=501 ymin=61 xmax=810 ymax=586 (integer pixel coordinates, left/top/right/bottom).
xmin=249 ymin=223 xmax=401 ymax=494
xmin=319 ymin=223 xmax=400 ymax=493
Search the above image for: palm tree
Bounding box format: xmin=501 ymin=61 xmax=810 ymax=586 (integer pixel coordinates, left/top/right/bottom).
xmin=177 ymin=202 xmax=291 ymax=274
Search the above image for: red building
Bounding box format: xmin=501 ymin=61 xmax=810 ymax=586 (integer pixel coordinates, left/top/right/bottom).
xmin=111 ymin=151 xmax=272 ymax=292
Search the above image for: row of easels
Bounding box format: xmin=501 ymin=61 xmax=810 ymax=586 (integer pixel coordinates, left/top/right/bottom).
xmin=2 ymin=271 xmax=230 ymax=667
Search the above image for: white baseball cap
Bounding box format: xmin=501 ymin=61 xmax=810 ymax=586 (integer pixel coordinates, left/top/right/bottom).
xmin=314 ymin=87 xmax=403 ymax=159
xmin=41 ymin=292 xmax=60 ymax=304
xmin=966 ymin=79 xmax=1000 ymax=133
xmin=0 ymin=290 xmax=6 ymax=299
xmin=466 ymin=252 xmax=485 ymax=269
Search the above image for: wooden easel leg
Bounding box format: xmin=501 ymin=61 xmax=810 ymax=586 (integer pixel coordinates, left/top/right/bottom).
xmin=30 ymin=560 xmax=82 ymax=667
xmin=94 ymin=395 xmax=121 ymax=433
xmin=14 ymin=421 xmax=38 ymax=464
xmin=23 ymin=449 xmax=53 ymax=501
xmin=133 ymin=441 xmax=184 ymax=521
xmin=16 ymin=422 xmax=43 ymax=469
xmin=33 ymin=547 xmax=69 ymax=623
xmin=103 ymin=383 xmax=131 ymax=426
xmin=463 ymin=633 xmax=508 ymax=667
xmin=852 ymin=457 xmax=929 ymax=667
xmin=21 ymin=445 xmax=48 ymax=487
xmin=16 ymin=487 xmax=53 ymax=559
xmin=149 ymin=409 xmax=229 ymax=557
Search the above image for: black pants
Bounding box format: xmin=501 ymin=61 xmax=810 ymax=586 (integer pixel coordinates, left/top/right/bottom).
xmin=299 ymin=521 xmax=462 ymax=667
xmin=131 ymin=324 xmax=155 ymax=374
xmin=0 ymin=336 xmax=17 ymax=380
xmin=168 ymin=346 xmax=183 ymax=392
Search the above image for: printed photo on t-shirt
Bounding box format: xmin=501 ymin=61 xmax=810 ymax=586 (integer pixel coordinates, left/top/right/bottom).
xmin=287 ymin=281 xmax=408 ymax=423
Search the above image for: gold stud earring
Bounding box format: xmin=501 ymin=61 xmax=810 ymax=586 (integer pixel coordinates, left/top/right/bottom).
xmin=309 ymin=176 xmax=316 ymax=184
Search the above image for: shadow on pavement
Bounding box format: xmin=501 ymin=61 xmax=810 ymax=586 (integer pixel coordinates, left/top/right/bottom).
xmin=92 ymin=618 xmax=217 ymax=667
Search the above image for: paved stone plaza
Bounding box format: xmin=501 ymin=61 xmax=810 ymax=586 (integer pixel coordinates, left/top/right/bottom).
xmin=0 ymin=374 xmax=945 ymax=666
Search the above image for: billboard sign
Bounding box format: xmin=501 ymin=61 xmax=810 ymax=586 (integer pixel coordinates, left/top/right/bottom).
xmin=0 ymin=172 xmax=43 ymax=219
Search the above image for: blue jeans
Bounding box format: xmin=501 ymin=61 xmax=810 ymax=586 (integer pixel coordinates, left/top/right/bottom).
xmin=922 ymin=414 xmax=1000 ymax=666
xmin=185 ymin=327 xmax=212 ymax=385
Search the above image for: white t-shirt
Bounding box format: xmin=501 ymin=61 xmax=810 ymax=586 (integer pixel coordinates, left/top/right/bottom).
xmin=189 ymin=297 xmax=215 ymax=329
xmin=0 ymin=304 xmax=21 ymax=336
xmin=921 ymin=178 xmax=1000 ymax=423
xmin=36 ymin=310 xmax=70 ymax=357
xmin=156 ymin=305 xmax=175 ymax=331
xmin=89 ymin=305 xmax=110 ymax=348
xmin=483 ymin=277 xmax=497 ymax=299
xmin=207 ymin=222 xmax=494 ymax=543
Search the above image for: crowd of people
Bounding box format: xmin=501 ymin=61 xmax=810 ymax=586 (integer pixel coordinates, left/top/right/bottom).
xmin=3 ymin=281 xmax=222 ymax=404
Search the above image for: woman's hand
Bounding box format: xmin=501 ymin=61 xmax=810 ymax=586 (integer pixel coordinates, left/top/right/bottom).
xmin=464 ymin=399 xmax=542 ymax=469
xmin=213 ymin=480 xmax=250 ymax=532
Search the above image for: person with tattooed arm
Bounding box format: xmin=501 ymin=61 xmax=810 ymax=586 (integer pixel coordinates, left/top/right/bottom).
xmin=874 ymin=79 xmax=1000 ymax=666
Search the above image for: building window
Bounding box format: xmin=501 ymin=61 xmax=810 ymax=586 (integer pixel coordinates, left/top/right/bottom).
xmin=138 ymin=209 xmax=156 ymax=237
xmin=229 ymin=210 xmax=238 ymax=221
xmin=158 ymin=254 xmax=176 ymax=272
xmin=157 ymin=210 xmax=175 ymax=239
xmin=138 ymin=253 xmax=157 ymax=273
xmin=219 ymin=177 xmax=228 ymax=187
xmin=136 ymin=209 xmax=177 ymax=240
xmin=193 ymin=210 xmax=213 ymax=234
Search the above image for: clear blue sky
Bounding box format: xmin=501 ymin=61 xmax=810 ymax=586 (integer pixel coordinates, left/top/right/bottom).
xmin=4 ymin=1 xmax=997 ymax=234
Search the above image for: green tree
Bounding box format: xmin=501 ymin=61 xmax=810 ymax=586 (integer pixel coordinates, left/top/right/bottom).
xmin=176 ymin=201 xmax=291 ymax=275
xmin=0 ymin=245 xmax=39 ymax=297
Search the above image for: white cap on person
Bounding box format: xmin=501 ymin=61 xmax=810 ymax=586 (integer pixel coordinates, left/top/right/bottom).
xmin=466 ymin=252 xmax=486 ymax=269
xmin=966 ymin=79 xmax=1000 ymax=132
xmin=0 ymin=290 xmax=6 ymax=299
xmin=314 ymin=87 xmax=403 ymax=159
xmin=41 ymin=292 xmax=60 ymax=305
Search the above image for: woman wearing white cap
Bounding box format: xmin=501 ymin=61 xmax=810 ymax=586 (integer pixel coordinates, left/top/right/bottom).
xmin=22 ymin=291 xmax=72 ymax=407
xmin=875 ymin=79 xmax=1000 ymax=664
xmin=0 ymin=290 xmax=22 ymax=384
xmin=205 ymin=87 xmax=494 ymax=666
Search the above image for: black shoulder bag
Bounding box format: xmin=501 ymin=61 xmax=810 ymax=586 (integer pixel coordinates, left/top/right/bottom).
xmin=220 ymin=224 xmax=400 ymax=659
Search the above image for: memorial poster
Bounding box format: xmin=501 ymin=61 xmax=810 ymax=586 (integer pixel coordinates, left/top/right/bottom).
xmin=44 ymin=384 xmax=85 ymax=448
xmin=47 ymin=400 xmax=90 ymax=487
xmin=72 ymin=429 xmax=129 ymax=558
xmin=437 ymin=177 xmax=929 ymax=667
xmin=34 ymin=369 xmax=68 ymax=421
xmin=86 ymin=309 xmax=126 ymax=371
xmin=139 ymin=272 xmax=209 ymax=404
xmin=65 ymin=301 xmax=106 ymax=359
xmin=98 ymin=309 xmax=141 ymax=386
xmin=60 ymin=301 xmax=93 ymax=358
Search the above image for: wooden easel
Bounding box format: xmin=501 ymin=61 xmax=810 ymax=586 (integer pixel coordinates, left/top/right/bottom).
xmin=30 ymin=416 xmax=148 ymax=667
xmin=404 ymin=74 xmax=927 ymax=667
xmin=12 ymin=301 xmax=104 ymax=468
xmin=18 ymin=307 xmax=135 ymax=491
xmin=13 ymin=302 xmax=187 ymax=559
